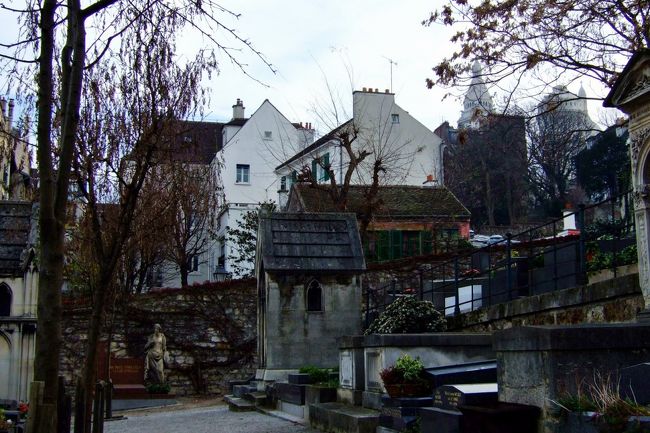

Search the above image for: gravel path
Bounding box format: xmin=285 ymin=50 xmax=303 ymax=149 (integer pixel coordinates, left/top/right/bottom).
xmin=104 ymin=403 xmax=320 ymax=433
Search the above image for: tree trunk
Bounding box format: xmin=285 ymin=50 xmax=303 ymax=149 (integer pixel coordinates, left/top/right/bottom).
xmin=30 ymin=3 xmax=61 ymax=433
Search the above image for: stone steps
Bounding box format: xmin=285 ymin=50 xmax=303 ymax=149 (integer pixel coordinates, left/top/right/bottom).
xmin=309 ymin=402 xmax=379 ymax=433
xmin=224 ymin=395 xmax=256 ymax=412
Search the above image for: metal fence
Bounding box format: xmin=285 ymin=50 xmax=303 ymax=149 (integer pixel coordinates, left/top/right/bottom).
xmin=362 ymin=192 xmax=636 ymax=329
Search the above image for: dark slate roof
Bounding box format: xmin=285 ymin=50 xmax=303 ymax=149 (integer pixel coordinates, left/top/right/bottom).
xmin=224 ymin=118 xmax=248 ymax=127
xmin=276 ymin=119 xmax=353 ymax=170
xmin=288 ymin=184 xmax=470 ymax=219
xmin=0 ymin=201 xmax=33 ymax=276
xmin=259 ymin=212 xmax=365 ymax=272
xmin=169 ymin=120 xmax=224 ymax=164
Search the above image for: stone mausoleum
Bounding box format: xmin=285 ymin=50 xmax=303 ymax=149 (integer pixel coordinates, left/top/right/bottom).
xmin=256 ymin=212 xmax=365 ymax=382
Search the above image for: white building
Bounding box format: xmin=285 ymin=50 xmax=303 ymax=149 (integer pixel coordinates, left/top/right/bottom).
xmin=275 ymin=88 xmax=444 ymax=207
xmin=211 ymin=99 xmax=312 ymax=279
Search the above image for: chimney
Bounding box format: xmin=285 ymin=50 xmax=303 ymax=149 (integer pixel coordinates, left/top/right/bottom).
xmin=385 ymin=89 xmax=390 ymax=93
xmin=422 ymin=174 xmax=437 ymax=185
xmin=362 ymin=87 xmax=367 ymax=92
xmin=7 ymin=99 xmax=15 ymax=128
xmin=374 ymin=88 xmax=379 ymax=93
xmin=232 ymin=98 xmax=245 ymax=120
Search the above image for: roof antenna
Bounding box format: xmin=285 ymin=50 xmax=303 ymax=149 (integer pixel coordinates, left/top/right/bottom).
xmin=383 ymin=56 xmax=398 ymax=93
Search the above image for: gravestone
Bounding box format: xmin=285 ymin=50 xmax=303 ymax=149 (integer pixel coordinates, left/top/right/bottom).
xmin=421 ymin=384 xmax=498 ymax=433
xmin=379 ymin=395 xmax=433 ymax=431
xmin=620 ymin=362 xmax=650 ymax=404
xmin=424 ymin=360 xmax=497 ymax=389
xmin=433 ymin=384 xmax=498 ymax=410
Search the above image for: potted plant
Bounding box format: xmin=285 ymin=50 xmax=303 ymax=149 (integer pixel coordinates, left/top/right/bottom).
xmin=380 ymin=354 xmax=431 ymax=398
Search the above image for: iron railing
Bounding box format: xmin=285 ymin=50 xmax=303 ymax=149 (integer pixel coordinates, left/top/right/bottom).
xmin=362 ymin=192 xmax=636 ymax=329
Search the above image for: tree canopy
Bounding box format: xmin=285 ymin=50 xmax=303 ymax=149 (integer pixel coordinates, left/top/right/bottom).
xmin=425 ymin=0 xmax=650 ymax=99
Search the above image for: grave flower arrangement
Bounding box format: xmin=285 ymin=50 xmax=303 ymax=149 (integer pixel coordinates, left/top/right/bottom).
xmin=380 ymin=354 xmax=432 ymax=398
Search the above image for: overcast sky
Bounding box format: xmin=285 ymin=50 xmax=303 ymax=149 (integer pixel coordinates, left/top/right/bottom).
xmin=0 ymin=1 xmax=615 ymax=135
xmin=192 ymin=0 xmax=614 ymax=134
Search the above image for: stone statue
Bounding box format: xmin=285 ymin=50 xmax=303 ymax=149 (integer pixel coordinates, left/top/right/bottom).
xmin=144 ymin=323 xmax=167 ymax=384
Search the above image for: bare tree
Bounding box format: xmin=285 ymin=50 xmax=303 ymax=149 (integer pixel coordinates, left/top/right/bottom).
xmin=527 ymin=107 xmax=596 ymax=215
xmin=2 ymin=2 xmax=272 ymax=431
xmin=424 ymin=0 xmax=649 ymax=102
xmin=159 ymin=161 xmax=220 ymax=287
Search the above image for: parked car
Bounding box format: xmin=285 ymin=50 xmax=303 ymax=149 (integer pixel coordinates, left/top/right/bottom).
xmin=487 ymin=235 xmax=504 ymax=245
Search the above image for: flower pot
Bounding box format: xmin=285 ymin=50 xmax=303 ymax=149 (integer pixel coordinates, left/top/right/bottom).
xmin=384 ymin=383 xmax=430 ymax=398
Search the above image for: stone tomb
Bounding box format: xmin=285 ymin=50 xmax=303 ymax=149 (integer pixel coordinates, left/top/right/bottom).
xmin=620 ymin=362 xmax=650 ymax=404
xmin=378 ymin=395 xmax=434 ymax=431
xmin=421 ymin=384 xmax=497 ymax=433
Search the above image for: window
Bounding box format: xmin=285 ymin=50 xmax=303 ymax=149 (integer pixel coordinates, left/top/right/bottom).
xmin=321 ymin=153 xmax=330 ymax=181
xmin=188 ymin=255 xmax=199 ymax=272
xmin=391 ymin=114 xmax=400 ymax=124
xmin=311 ymin=159 xmax=318 ymax=182
xmin=306 ymin=280 xmax=322 ymax=312
xmin=364 ymin=230 xmax=434 ymax=262
xmin=0 ymin=284 xmax=12 ymax=316
xmin=263 ymin=131 xmax=273 ymax=140
xmin=183 ymin=136 xmax=193 ymax=143
xmin=280 ymin=176 xmax=287 ymax=191
xmin=236 ymin=164 xmax=250 ymax=183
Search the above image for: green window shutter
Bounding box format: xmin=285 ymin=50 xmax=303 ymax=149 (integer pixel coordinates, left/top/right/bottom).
xmin=291 ymin=170 xmax=297 ymax=183
xmin=312 ymin=159 xmax=318 ymax=182
xmin=422 ymin=231 xmax=433 ymax=254
xmin=390 ymin=230 xmax=403 ymax=260
xmin=377 ymin=231 xmax=390 ymax=261
xmin=322 ymin=153 xmax=330 ymax=181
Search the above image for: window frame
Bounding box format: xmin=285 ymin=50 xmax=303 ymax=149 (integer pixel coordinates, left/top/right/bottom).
xmin=236 ymin=164 xmax=250 ymax=184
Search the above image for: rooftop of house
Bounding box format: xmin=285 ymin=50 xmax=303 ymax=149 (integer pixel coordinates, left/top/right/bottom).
xmin=258 ymin=212 xmax=365 ymax=273
xmin=276 ymin=119 xmax=353 ymax=170
xmin=0 ymin=201 xmax=33 ymax=277
xmin=287 ymin=184 xmax=471 ymax=219
xmin=168 ymin=120 xmax=225 ymax=165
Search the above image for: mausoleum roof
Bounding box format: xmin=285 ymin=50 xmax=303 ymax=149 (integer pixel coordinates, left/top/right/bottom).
xmin=0 ymin=201 xmax=33 ymax=276
xmin=258 ymin=212 xmax=365 ymax=273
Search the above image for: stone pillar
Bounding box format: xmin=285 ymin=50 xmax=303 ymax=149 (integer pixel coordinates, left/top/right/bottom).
xmin=603 ymin=50 xmax=650 ymax=319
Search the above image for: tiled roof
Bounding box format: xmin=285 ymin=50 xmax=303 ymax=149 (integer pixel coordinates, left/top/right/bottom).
xmin=0 ymin=201 xmax=33 ymax=276
xmin=169 ymin=120 xmax=224 ymax=164
xmin=258 ymin=212 xmax=365 ymax=272
xmin=276 ymin=119 xmax=353 ymax=170
xmin=289 ymin=184 xmax=470 ymax=219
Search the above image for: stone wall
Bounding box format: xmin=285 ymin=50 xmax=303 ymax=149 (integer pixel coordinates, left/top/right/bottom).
xmin=446 ymin=273 xmax=642 ymax=332
xmin=61 ymin=279 xmax=257 ymax=396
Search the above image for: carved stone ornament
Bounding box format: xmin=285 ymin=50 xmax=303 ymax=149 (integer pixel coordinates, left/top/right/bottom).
xmin=630 ymin=127 xmax=650 ymax=171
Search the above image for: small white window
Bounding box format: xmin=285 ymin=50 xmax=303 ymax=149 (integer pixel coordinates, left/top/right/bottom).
xmin=236 ymin=164 xmax=250 ymax=183
xmin=188 ymin=255 xmax=199 ymax=272
xmin=264 ymin=131 xmax=273 ymax=140
xmin=391 ymin=114 xmax=400 ymax=124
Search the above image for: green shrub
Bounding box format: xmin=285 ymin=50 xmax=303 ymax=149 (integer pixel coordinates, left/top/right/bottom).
xmin=299 ymin=366 xmax=333 ymax=384
xmin=365 ymin=296 xmax=446 ymax=335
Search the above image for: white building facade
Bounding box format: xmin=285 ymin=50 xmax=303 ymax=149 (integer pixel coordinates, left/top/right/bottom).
xmin=275 ymin=89 xmax=444 ymax=207
xmin=211 ymin=99 xmax=312 ymax=279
